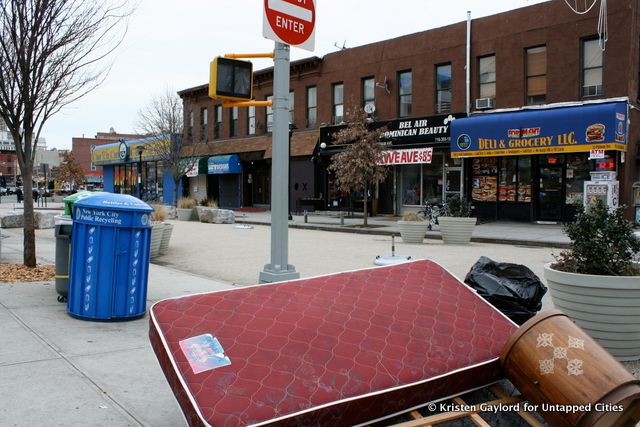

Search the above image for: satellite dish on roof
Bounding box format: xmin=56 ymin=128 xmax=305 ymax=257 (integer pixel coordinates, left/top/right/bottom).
xmin=364 ymin=103 xmax=376 ymax=115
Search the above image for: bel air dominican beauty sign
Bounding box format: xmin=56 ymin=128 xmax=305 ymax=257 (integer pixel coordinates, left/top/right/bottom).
xmin=450 ymin=101 xmax=628 ymax=158
xmin=263 ymin=0 xmax=315 ymax=51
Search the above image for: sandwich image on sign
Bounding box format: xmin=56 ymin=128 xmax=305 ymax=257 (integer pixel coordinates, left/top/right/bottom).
xmin=586 ymin=123 xmax=605 ymax=142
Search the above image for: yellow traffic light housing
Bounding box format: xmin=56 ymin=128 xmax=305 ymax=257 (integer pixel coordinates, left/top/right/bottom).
xmin=209 ymin=57 xmax=253 ymax=101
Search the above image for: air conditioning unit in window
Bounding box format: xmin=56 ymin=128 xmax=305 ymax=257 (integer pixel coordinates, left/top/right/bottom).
xmin=475 ymin=97 xmax=496 ymax=110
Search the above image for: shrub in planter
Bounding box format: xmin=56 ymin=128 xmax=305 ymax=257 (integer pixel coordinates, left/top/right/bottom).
xmin=398 ymin=212 xmax=429 ymax=244
xmin=544 ymin=200 xmax=640 ymax=360
xmin=552 ymin=200 xmax=640 ymax=276
xmin=438 ymin=195 xmax=476 ymax=245
xmin=176 ymin=197 xmax=196 ymax=221
xmin=195 ymin=198 xmax=218 ymax=220
xmin=150 ymin=204 xmax=168 ymax=258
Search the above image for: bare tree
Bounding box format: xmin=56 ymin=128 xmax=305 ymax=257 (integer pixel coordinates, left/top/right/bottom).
xmin=56 ymin=152 xmax=85 ymax=191
xmin=0 ymin=0 xmax=133 ymax=267
xmin=137 ymin=89 xmax=203 ymax=208
xmin=328 ymin=109 xmax=387 ymax=226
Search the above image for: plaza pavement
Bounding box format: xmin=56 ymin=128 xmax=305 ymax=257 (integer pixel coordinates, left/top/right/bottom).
xmin=0 ymin=201 xmax=634 ymax=426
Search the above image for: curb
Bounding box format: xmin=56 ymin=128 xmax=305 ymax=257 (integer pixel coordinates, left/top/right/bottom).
xmin=235 ymin=219 xmax=571 ymax=249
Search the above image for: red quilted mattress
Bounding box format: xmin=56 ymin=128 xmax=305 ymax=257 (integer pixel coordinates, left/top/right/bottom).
xmin=149 ymin=260 xmax=517 ymax=427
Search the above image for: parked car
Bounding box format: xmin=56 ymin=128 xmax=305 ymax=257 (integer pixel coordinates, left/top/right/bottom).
xmin=0 ymin=187 xmax=7 ymax=195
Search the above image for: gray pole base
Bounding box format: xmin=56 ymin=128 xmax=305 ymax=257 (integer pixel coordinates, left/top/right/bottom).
xmin=259 ymin=264 xmax=300 ymax=284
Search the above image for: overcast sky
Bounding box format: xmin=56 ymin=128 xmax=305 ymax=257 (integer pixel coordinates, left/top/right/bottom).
xmin=42 ymin=0 xmax=550 ymax=149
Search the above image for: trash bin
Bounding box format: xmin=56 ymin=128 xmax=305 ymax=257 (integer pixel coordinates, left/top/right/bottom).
xmin=54 ymin=215 xmax=73 ymax=302
xmin=67 ymin=193 xmax=153 ymax=321
xmin=63 ymin=191 xmax=96 ymax=217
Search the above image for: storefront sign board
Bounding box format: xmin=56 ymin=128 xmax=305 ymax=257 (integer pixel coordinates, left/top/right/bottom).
xmin=378 ymin=147 xmax=433 ymax=165
xmin=319 ymin=114 xmax=464 ymax=148
xmin=451 ymin=101 xmax=627 ymax=158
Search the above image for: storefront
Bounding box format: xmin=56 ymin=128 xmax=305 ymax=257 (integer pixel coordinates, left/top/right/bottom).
xmin=451 ymin=99 xmax=628 ymax=222
xmin=319 ymin=114 xmax=465 ymax=215
xmin=91 ymin=135 xmax=177 ymax=205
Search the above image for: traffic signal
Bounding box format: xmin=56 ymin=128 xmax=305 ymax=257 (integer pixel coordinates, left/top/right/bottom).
xmin=209 ymin=57 xmax=253 ymax=101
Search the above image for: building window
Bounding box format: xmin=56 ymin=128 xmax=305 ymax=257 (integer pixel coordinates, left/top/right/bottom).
xmin=435 ymin=64 xmax=452 ymax=114
xmin=214 ymin=105 xmax=222 ymax=139
xmin=398 ymin=71 xmax=412 ymax=118
xmin=526 ymin=46 xmax=546 ymax=105
xmin=248 ymin=106 xmax=256 ymax=135
xmin=289 ymin=91 xmax=295 ymax=126
xmin=362 ymin=77 xmax=375 ymax=110
xmin=266 ymin=95 xmax=273 ymax=132
xmin=200 ymin=108 xmax=208 ymax=142
xmin=188 ymin=111 xmax=194 ymax=143
xmin=230 ymin=106 xmax=238 ymax=137
xmin=332 ymin=83 xmax=344 ymax=124
xmin=306 ymin=86 xmax=317 ymax=128
xmin=582 ymin=38 xmax=603 ymax=98
xmin=478 ymin=55 xmax=496 ymax=99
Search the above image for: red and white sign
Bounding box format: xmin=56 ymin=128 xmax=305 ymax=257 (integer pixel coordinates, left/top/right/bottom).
xmin=589 ymin=148 xmax=606 ymax=159
xmin=263 ymin=0 xmax=315 ymax=51
xmin=378 ymin=148 xmax=433 ymax=166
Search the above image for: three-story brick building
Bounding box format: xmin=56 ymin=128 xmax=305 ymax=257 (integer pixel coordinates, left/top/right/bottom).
xmin=179 ymin=0 xmax=640 ymax=221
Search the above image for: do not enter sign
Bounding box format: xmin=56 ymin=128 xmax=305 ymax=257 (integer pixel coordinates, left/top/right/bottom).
xmin=263 ymin=0 xmax=315 ymax=51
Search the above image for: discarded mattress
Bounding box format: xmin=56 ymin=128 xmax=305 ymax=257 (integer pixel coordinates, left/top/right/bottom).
xmin=149 ymin=259 xmax=517 ymax=427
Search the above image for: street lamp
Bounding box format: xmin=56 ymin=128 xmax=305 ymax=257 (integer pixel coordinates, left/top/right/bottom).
xmin=136 ymin=145 xmax=145 ymax=199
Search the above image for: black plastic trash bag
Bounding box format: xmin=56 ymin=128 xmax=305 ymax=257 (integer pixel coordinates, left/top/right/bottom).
xmin=464 ymin=256 xmax=547 ymax=325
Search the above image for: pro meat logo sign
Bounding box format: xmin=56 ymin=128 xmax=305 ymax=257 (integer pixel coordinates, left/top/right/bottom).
xmin=263 ymin=0 xmax=316 ymax=51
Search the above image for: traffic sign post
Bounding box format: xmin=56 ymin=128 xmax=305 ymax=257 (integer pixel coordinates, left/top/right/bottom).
xmin=263 ymin=0 xmax=315 ymax=52
xmin=258 ymin=42 xmax=300 ymax=284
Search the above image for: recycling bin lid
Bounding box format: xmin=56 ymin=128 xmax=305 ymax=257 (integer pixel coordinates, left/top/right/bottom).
xmin=74 ymin=192 xmax=153 ymax=213
xmin=63 ymin=190 xmax=96 ymax=203
xmin=54 ymin=214 xmax=73 ymax=226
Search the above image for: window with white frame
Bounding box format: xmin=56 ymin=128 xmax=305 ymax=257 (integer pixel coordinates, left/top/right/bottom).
xmin=307 ymin=86 xmax=317 ymax=128
xmin=582 ymin=38 xmax=603 ymax=98
xmin=214 ymin=105 xmax=222 ymax=138
xmin=478 ymin=55 xmax=496 ymax=99
xmin=332 ymin=83 xmax=344 ymax=124
xmin=526 ymin=46 xmax=547 ymax=105
xmin=248 ymin=106 xmax=256 ymax=135
xmin=230 ymin=106 xmax=238 ymax=137
xmin=362 ymin=77 xmax=375 ymax=110
xmin=398 ymin=71 xmax=412 ymax=118
xmin=435 ymin=64 xmax=452 ymax=113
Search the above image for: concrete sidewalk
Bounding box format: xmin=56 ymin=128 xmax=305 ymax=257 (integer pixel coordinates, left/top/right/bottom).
xmin=0 ymin=210 xmax=633 ymax=427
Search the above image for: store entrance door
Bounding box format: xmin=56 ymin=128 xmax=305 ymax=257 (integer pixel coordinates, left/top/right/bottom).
xmin=444 ymin=167 xmax=463 ymax=201
xmin=537 ymin=158 xmax=564 ymax=222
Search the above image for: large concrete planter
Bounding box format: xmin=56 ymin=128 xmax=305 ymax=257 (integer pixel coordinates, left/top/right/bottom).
xmin=159 ymin=223 xmax=173 ymax=255
xmin=438 ymin=216 xmax=476 ymax=245
xmin=544 ymin=263 xmax=640 ymax=361
xmin=397 ymin=221 xmax=428 ymax=244
xmin=176 ymin=208 xmax=193 ymax=221
xmin=150 ymin=223 xmax=163 ymax=258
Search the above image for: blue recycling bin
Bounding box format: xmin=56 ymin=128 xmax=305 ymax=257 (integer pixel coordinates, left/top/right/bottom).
xmin=67 ymin=193 xmax=153 ymax=321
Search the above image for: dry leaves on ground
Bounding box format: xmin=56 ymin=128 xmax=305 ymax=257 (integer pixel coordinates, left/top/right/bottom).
xmin=0 ymin=263 xmax=55 ymax=282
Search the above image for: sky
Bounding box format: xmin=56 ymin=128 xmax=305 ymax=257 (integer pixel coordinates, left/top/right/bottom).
xmin=41 ymin=0 xmax=551 ymax=150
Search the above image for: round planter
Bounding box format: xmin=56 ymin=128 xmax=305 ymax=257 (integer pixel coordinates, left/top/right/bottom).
xmin=176 ymin=208 xmax=193 ymax=221
xmin=544 ymin=263 xmax=640 ymax=361
xmin=159 ymin=223 xmax=173 ymax=255
xmin=397 ymin=221 xmax=428 ymax=244
xmin=438 ymin=216 xmax=476 ymax=245
xmin=149 ymin=223 xmax=163 ymax=258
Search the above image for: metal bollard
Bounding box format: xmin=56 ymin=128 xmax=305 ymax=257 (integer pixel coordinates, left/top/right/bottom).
xmin=304 ymin=210 xmax=308 ymax=223
xmin=340 ymin=211 xmax=344 ymax=225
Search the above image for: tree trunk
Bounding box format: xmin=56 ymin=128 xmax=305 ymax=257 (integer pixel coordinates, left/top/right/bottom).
xmin=363 ymin=184 xmax=369 ymax=227
xmin=22 ymin=166 xmax=37 ymax=267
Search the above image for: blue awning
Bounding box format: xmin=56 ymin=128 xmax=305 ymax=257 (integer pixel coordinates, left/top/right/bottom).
xmin=450 ymin=100 xmax=628 ymax=158
xmin=207 ymin=154 xmax=242 ymax=174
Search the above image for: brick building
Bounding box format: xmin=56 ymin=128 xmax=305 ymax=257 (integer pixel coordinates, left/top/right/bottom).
xmin=71 ymin=129 xmax=148 ymax=187
xmin=178 ymin=0 xmax=640 ymax=222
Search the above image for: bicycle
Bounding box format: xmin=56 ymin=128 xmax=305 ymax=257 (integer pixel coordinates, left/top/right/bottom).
xmin=417 ymin=199 xmax=448 ymax=230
